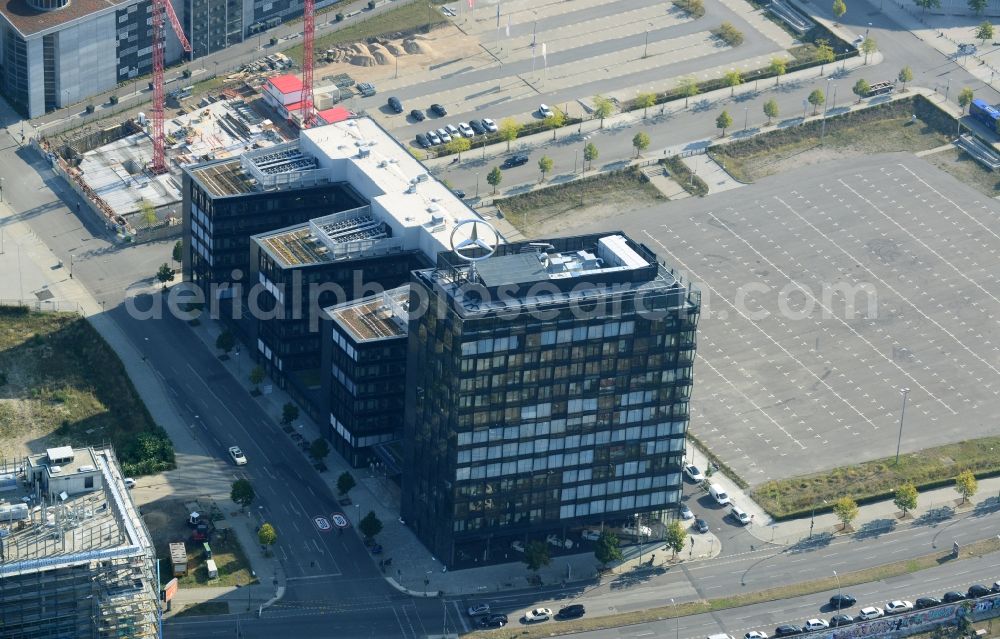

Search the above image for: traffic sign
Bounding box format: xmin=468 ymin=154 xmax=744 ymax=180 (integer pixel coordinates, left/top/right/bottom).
xmin=331 ymin=512 xmax=349 ymax=528
xmin=313 ymin=516 xmax=331 ymax=532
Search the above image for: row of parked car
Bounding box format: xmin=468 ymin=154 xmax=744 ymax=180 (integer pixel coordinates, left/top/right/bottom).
xmin=466 ymin=603 xmax=585 ymax=628
xmin=735 ymin=582 xmax=1000 ymax=638
xmin=415 ymin=117 xmax=499 ymax=148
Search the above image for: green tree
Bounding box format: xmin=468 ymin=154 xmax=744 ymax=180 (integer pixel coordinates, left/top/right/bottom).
xmin=955 ymin=470 xmax=978 ymax=503
xmin=893 ymin=482 xmax=918 ymax=517
xmin=975 ymin=20 xmax=993 ymax=43
xmin=249 ymin=365 xmax=265 ymax=392
xmin=337 ymin=471 xmax=356 ymax=496
xmin=359 ymin=511 xmax=383 ymax=541
xmin=715 ymin=22 xmax=744 ymax=46
xmin=833 ymin=496 xmax=859 ymax=530
xmin=281 ymin=402 xmax=299 ymax=425
xmin=832 ymin=0 xmax=847 ymax=19
xmin=310 ymin=438 xmax=330 ymax=460
xmin=544 ymin=108 xmax=565 ymax=140
xmin=632 ymin=131 xmax=651 ymax=157
xmin=486 ymin=166 xmax=502 ymax=194
xmin=808 ymin=89 xmax=826 ymax=115
xmin=258 ymin=522 xmax=277 ymax=553
xmin=594 ymin=530 xmax=623 ymax=568
xmin=635 ymin=92 xmax=657 ymax=118
xmin=583 ymin=142 xmax=599 ymax=171
xmin=139 ymin=199 xmax=157 ymax=226
xmin=969 ymin=0 xmax=988 ymax=15
xmin=523 ymin=540 xmax=551 ymax=572
xmin=231 ymin=478 xmax=255 ymax=511
xmin=593 ymin=95 xmax=615 ymax=128
xmin=665 ymin=520 xmax=687 ymax=558
xmin=898 ymin=66 xmax=913 ymax=90
xmin=724 ymin=70 xmax=742 ymax=96
xmin=156 ymin=263 xmax=175 ymax=289
xmin=769 ymin=57 xmax=787 ymax=85
xmin=172 ymin=240 xmax=183 ymax=263
xmin=677 ymin=77 xmax=700 ymax=108
xmin=861 ymin=36 xmax=877 ymax=64
xmin=958 ymin=87 xmax=975 ymax=113
xmin=538 ymin=155 xmax=554 ymax=181
xmin=444 ymin=136 xmax=471 ymax=160
xmin=716 ymin=110 xmax=733 ymax=136
xmin=498 ymin=117 xmax=521 ymax=151
xmin=816 ymin=39 xmax=836 ymax=75
xmin=852 ymin=78 xmax=871 ymax=102
xmin=763 ymin=98 xmax=779 ymax=125
xmin=913 ymin=0 xmax=940 ymax=12
xmin=215 ymin=330 xmax=235 ymax=355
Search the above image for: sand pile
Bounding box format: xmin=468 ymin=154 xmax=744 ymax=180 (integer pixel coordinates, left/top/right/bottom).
xmin=383 ymin=41 xmax=406 ymax=56
xmin=368 ymin=42 xmax=396 ymax=65
xmin=403 ymin=38 xmax=428 ymax=54
xmin=350 ymin=54 xmax=377 ymax=67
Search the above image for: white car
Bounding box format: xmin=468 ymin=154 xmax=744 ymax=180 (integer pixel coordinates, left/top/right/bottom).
xmin=680 ymin=504 xmax=694 ymax=520
xmin=228 ymin=446 xmax=247 ymax=465
xmin=444 ymin=123 xmax=460 ymax=138
xmin=581 ymin=529 xmax=601 ymax=541
xmin=426 ymin=130 xmax=441 ymax=145
xmin=885 ymin=600 xmax=914 ymax=614
xmin=436 ymin=128 xmax=452 ymax=143
xmin=684 ymin=464 xmax=705 ymax=482
xmin=524 ymin=607 xmax=552 ymax=622
xmin=621 ymin=524 xmax=652 ymax=537
xmin=858 ymin=606 xmax=884 ymax=620
xmin=458 ymin=122 xmax=475 ymax=137
xmin=804 ymin=619 xmax=829 ymax=631
xmin=481 ymin=117 xmax=498 ymax=132
xmin=467 ymin=603 xmax=490 ymax=616
xmin=123 ymin=478 xmax=136 ymax=489
xmin=539 ymin=104 xmax=554 ymax=118
xmin=744 ymin=632 xmax=769 ymax=639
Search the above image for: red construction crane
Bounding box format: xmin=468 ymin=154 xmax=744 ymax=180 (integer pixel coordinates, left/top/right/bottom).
xmin=299 ymin=0 xmax=317 ymax=128
xmin=151 ymin=0 xmax=192 ymax=174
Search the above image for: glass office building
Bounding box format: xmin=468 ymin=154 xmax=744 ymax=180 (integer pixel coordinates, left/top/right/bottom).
xmin=401 ymin=232 xmax=701 ymax=567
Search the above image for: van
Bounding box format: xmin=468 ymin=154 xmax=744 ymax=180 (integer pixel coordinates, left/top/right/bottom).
xmin=731 ymin=505 xmax=750 ymax=525
xmin=709 ymin=483 xmax=730 ymax=506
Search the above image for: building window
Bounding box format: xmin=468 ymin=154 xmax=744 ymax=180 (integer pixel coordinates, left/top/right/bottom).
xmin=84 ymin=476 xmax=94 ymax=489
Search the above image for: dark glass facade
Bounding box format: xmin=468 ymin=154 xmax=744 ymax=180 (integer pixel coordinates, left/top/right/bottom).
xmin=401 ymin=233 xmax=700 ymax=567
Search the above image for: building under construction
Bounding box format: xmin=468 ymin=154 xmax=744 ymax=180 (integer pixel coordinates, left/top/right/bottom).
xmin=0 ymin=446 xmax=160 ymax=639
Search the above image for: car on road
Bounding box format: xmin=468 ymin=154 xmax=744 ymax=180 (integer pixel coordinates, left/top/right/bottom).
xmin=680 ymin=504 xmax=694 ymax=520
xmin=694 ymin=518 xmax=709 ymax=533
xmin=828 ymin=614 xmax=854 ymax=627
xmin=228 ymin=446 xmax=247 ymax=465
xmin=415 ymin=133 xmax=431 ymax=148
xmin=829 ymin=594 xmax=857 ymax=609
xmin=885 ymin=600 xmax=913 ymax=614
xmin=858 ymin=607 xmax=883 ymax=620
xmin=539 ymin=104 xmax=554 ymax=118
xmin=556 ymin=604 xmax=585 ymax=620
xmin=803 ymin=619 xmax=829 ymax=631
xmin=481 ymin=117 xmax=498 ymax=132
xmin=477 ymin=614 xmax=508 ymax=629
xmin=426 ymin=130 xmax=441 ymax=145
xmin=502 ymin=155 xmax=529 ymax=168
xmin=123 ymin=478 xmax=136 ymax=489
xmin=410 ymin=109 xmax=425 ymax=121
xmin=709 ymin=483 xmax=730 ymax=506
xmin=942 ymin=591 xmax=966 ymax=603
xmin=387 ymin=96 xmax=403 ymax=113
xmin=436 ymin=128 xmax=452 ymax=143
xmin=468 ymin=604 xmax=491 ymax=617
xmin=451 ymin=189 xmax=466 ymax=199
xmin=967 ymin=584 xmax=992 ymax=598
xmin=469 ymin=119 xmax=486 ymax=134
xmin=684 ymin=464 xmax=705 ymax=482
xmin=992 ymin=581 xmax=1000 ymax=593
xmin=730 ymin=505 xmax=751 ymax=525
xmin=523 ymin=607 xmax=552 ymax=622
xmin=430 ymin=103 xmax=448 ymax=116
xmin=914 ymin=597 xmax=941 ymax=609
xmin=458 ymin=122 xmax=475 ymax=137
xmin=581 ymin=529 xmax=601 ymax=541
xmin=773 ymin=624 xmax=801 ymax=636
xmin=744 ymin=632 xmax=768 ymax=639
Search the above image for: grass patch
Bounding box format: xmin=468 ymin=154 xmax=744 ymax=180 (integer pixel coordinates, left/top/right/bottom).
xmin=753 ymin=436 xmax=1000 ymax=519
xmin=662 ymin=156 xmax=710 ymax=197
xmin=0 ymin=309 xmax=174 ymax=476
xmin=469 ymin=536 xmax=1000 ymax=638
xmin=923 ymin=146 xmax=1000 ymax=197
xmin=172 ymin=601 xmax=230 ymax=617
xmin=285 ymin=2 xmax=446 ymax=64
xmin=495 ymin=167 xmax=664 ymax=236
xmin=671 ymin=0 xmax=706 ymax=18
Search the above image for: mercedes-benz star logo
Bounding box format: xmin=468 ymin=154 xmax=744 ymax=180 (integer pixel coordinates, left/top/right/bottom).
xmin=450 ymin=219 xmax=499 ymax=262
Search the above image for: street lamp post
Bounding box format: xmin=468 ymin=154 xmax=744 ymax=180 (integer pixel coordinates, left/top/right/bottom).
xmin=643 ymin=31 xmax=649 ymax=59
xmin=743 ymin=105 xmax=749 ymax=132
xmin=821 ymin=78 xmax=832 ymax=142
xmin=475 ymin=172 xmax=480 ymax=199
xmin=895 ymin=388 xmax=910 ymax=464
xmin=671 ymin=598 xmax=680 ymax=639
xmin=833 ymin=570 xmax=842 ymax=610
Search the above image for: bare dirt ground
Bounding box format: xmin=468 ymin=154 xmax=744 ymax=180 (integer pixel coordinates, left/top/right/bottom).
xmin=923 ymin=147 xmax=1000 ymax=198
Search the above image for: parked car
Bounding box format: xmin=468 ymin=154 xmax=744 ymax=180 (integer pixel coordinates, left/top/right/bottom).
xmin=709 ymin=483 xmax=730 ymax=506
xmin=684 ymin=464 xmax=705 ymax=482
xmin=914 ymin=597 xmax=941 ymax=609
xmin=829 ymin=614 xmax=854 ymax=627
xmin=387 ymin=96 xmax=403 ymax=113
xmin=730 ymin=505 xmax=751 ymax=525
xmin=581 ymin=529 xmax=601 ymax=541
xmin=123 ymin=478 xmax=136 ymax=489
xmin=967 ymin=584 xmax=992 ymax=598
xmin=228 ymin=446 xmax=247 ymax=465
xmin=773 ymin=624 xmax=801 ymax=637
xmin=445 ymin=123 xmax=460 ymax=138
xmin=458 ymin=122 xmax=475 ymax=137
xmin=511 ymin=540 xmax=525 ymax=553
xmin=942 ymin=592 xmax=966 ymax=603
xmin=885 ymin=600 xmax=913 ymax=614
xmin=992 ymin=582 xmax=1000 ymax=593
xmin=857 ymin=607 xmax=883 ymax=620
xmin=477 ymin=614 xmax=508 ymax=629
xmin=744 ymin=632 xmax=768 ymax=639
xmin=481 ymin=117 xmax=498 ymax=132
xmin=680 ymin=504 xmax=694 ymax=520
xmin=415 ymin=133 xmax=431 ymax=148
xmin=469 ymin=119 xmax=486 ymax=134
xmin=430 ymin=103 xmax=448 ymax=116
xmin=426 ymin=130 xmax=441 ymax=145
xmin=410 ymin=109 xmax=425 ymax=121
xmin=436 ymin=128 xmax=452 ymax=143
xmin=468 ymin=604 xmax=491 ymax=617
xmin=621 ymin=524 xmax=652 ymax=537
xmin=829 ymin=594 xmax=857 ymax=609
xmin=451 ymin=189 xmax=466 ymax=199
xmin=524 ymin=607 xmax=552 ymax=622
xmin=556 ymin=604 xmax=585 ymax=620
xmin=694 ymin=518 xmax=709 ymax=533
xmin=803 ymin=619 xmax=829 ymax=631
xmin=539 ymin=103 xmax=554 ymax=118
xmin=502 ymin=154 xmax=529 ymax=168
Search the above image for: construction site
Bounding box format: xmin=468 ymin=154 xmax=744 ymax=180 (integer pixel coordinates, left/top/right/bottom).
xmin=0 ymin=446 xmax=159 ymax=639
